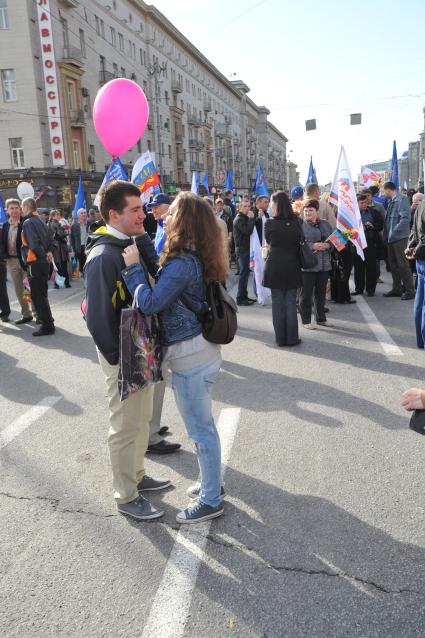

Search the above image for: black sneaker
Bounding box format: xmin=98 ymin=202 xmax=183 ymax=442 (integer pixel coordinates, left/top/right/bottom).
xmin=187 ymin=483 xmax=226 ymax=499
xmin=237 ymin=299 xmax=253 ymax=307
xmin=0 ymin=314 xmax=10 ymax=322
xmin=137 ymin=475 xmax=171 ymax=492
xmin=383 ymin=290 xmax=402 ymax=298
xmin=14 ymin=316 xmax=33 ymax=325
xmin=176 ymin=499 xmax=224 ymax=524
xmin=401 ymin=292 xmax=415 ymax=300
xmin=118 ymin=495 xmax=164 ymax=520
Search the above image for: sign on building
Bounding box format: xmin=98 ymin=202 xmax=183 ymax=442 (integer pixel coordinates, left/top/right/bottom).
xmin=36 ymin=0 xmax=65 ymax=166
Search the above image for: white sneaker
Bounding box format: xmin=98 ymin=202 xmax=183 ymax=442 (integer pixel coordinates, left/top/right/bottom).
xmin=302 ymin=323 xmax=316 ymax=330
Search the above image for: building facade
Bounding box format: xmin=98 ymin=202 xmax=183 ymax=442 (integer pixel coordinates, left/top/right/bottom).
xmin=0 ymin=0 xmax=288 ymax=208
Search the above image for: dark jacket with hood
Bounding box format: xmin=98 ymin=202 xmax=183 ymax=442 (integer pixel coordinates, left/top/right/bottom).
xmin=84 ymin=227 xmax=158 ymax=365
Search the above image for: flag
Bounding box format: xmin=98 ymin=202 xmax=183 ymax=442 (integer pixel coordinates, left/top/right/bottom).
xmin=132 ymin=151 xmax=161 ymax=204
xmin=254 ymin=163 xmax=268 ymax=196
xmin=359 ymin=166 xmax=381 ymax=188
xmin=390 ymin=140 xmax=399 ymax=189
xmin=225 ymin=170 xmax=233 ymax=193
xmin=403 ymin=180 xmax=408 ymax=190
xmin=94 ymin=157 xmax=128 ymax=207
xmin=329 ymin=162 xmax=339 ymax=206
xmin=191 ymin=171 xmax=199 ymax=195
xmin=200 ymin=171 xmax=210 ymax=196
xmin=327 ymin=229 xmax=347 ymax=252
xmin=72 ymin=175 xmax=86 ymax=218
xmin=154 ymin=221 xmax=166 ymax=254
xmin=306 ymin=156 xmax=317 ymax=184
xmin=0 ymin=195 xmax=6 ymax=225
xmin=249 ymin=228 xmax=270 ymax=305
xmin=333 ymin=146 xmax=367 ymax=260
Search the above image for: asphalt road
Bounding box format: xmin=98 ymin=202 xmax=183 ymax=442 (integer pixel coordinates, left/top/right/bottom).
xmin=1 ymin=270 xmax=424 ymax=638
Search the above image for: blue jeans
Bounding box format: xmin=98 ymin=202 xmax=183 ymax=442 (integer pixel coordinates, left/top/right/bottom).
xmin=171 ymin=357 xmax=222 ymax=507
xmin=237 ymin=254 xmax=250 ymax=302
xmin=414 ymin=259 xmax=425 ymax=348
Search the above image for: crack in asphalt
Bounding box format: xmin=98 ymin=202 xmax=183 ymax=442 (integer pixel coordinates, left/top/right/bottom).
xmin=205 ymin=533 xmax=424 ymax=597
xmin=0 ymin=491 xmax=117 ymax=518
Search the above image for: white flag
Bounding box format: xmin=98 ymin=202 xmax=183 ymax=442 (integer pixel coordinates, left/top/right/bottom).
xmin=359 ymin=165 xmax=381 ymax=188
xmin=249 ymin=228 xmax=270 ymax=305
xmin=334 ymin=146 xmax=367 ymax=260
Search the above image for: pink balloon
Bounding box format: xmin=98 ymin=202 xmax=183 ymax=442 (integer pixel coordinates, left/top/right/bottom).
xmin=93 ymin=79 xmax=149 ymax=157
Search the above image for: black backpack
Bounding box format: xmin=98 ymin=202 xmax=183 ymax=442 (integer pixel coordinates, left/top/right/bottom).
xmin=181 ymin=281 xmax=238 ymax=345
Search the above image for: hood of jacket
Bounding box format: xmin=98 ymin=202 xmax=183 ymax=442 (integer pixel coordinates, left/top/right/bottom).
xmin=85 ymin=226 xmax=133 ymax=256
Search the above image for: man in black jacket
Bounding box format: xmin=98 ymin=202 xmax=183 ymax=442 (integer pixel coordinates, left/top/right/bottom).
xmin=2 ymin=198 xmax=33 ymax=323
xmin=21 ymin=197 xmax=55 ymax=336
xmin=233 ymin=199 xmax=255 ymax=306
xmin=407 ymin=199 xmax=425 ymax=347
xmin=84 ymin=180 xmax=170 ymax=521
xmin=0 ymin=221 xmax=10 ymax=322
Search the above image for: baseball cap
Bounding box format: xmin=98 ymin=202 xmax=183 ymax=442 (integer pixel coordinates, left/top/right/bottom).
xmin=147 ymin=193 xmax=171 ymax=210
xmin=290 ymin=186 xmax=304 ymax=199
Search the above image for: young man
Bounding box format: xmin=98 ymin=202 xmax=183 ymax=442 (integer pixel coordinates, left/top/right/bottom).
xmin=382 ymin=181 xmax=415 ymax=300
xmin=1 ymin=199 xmax=33 ymax=323
xmin=21 ymin=197 xmax=55 ymax=336
xmin=84 ymin=180 xmax=170 ymax=521
xmin=233 ymin=199 xmax=255 ymax=306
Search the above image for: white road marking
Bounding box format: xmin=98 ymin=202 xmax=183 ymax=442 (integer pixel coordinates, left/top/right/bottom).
xmin=0 ymin=396 xmax=62 ymax=450
xmin=141 ymin=407 xmax=241 ymax=638
xmin=9 ymin=288 xmax=83 ymax=310
xmin=355 ymin=295 xmax=403 ymax=356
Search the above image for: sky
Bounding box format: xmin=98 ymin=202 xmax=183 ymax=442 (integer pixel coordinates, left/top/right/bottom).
xmin=151 ymin=0 xmax=425 ymax=185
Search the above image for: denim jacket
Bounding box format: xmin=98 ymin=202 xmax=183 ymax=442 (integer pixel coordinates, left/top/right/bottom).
xmin=122 ymin=252 xmax=207 ymax=346
xmin=383 ymin=194 xmax=410 ymax=244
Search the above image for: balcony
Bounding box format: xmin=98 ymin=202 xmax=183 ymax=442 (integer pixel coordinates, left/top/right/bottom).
xmin=99 ymin=70 xmax=116 ymax=85
xmin=69 ymin=109 xmax=85 ymax=126
xmin=62 ymin=46 xmax=83 ymax=67
xmin=190 ymin=162 xmax=204 ymax=171
xmin=171 ymin=80 xmax=183 ymax=93
xmin=187 ymin=115 xmax=201 ymax=126
xmin=59 ymin=0 xmax=79 ymax=7
xmin=189 ymin=138 xmax=204 ymax=150
xmin=203 ymin=100 xmax=212 ymax=112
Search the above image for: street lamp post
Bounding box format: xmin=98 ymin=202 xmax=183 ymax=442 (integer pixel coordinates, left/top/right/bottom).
xmin=148 ymin=60 xmax=167 ymax=182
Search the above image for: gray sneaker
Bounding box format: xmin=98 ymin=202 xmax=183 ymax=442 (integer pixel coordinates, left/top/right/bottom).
xmin=118 ymin=495 xmax=164 ymax=520
xmin=137 ymin=475 xmax=171 ymax=492
xmin=176 ymin=499 xmax=224 ymax=524
xmin=187 ymin=483 xmax=226 ymax=499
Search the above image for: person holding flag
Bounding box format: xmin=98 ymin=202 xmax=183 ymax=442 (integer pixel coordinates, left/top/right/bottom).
xmin=352 ymin=193 xmax=384 ymax=297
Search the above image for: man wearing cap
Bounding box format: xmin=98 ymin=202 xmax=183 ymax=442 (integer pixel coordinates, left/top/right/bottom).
xmin=145 ymin=193 xmax=181 ymax=455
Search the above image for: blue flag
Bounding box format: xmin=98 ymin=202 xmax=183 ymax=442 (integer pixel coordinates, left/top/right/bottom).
xmin=0 ymin=195 xmax=7 ymax=225
xmin=72 ymin=176 xmax=86 ymax=218
xmin=200 ymin=171 xmax=210 ymax=196
xmin=390 ymin=140 xmax=399 ymax=190
xmin=94 ymin=157 xmax=128 ymax=206
xmin=191 ymin=171 xmax=199 ymax=195
xmin=306 ymin=156 xmax=317 ymax=184
xmin=225 ymin=170 xmax=233 ymax=193
xmin=254 ymin=163 xmax=268 ymax=197
xmin=154 ymin=221 xmax=166 ymax=255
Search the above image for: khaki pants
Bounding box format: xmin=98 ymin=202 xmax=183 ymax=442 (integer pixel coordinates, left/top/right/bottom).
xmin=98 ymin=350 xmax=154 ymax=504
xmin=7 ymin=257 xmax=32 ymax=318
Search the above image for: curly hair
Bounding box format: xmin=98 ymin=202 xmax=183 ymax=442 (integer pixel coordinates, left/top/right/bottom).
xmin=159 ymin=191 xmax=229 ymax=283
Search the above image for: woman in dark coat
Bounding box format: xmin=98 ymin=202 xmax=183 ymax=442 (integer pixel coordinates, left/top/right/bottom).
xmin=263 ymin=190 xmax=302 ymax=347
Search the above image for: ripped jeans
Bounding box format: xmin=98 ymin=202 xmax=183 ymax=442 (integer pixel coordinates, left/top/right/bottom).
xmin=171 ymin=357 xmax=222 ymax=507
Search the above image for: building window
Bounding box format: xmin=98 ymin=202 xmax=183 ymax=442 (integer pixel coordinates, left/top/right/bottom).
xmin=0 ymin=0 xmax=9 ymax=29
xmin=132 ymin=43 xmax=136 ymax=60
xmin=72 ymin=139 xmax=81 ymax=169
xmin=120 ymin=67 xmax=126 ymax=78
xmin=79 ymin=29 xmax=86 ymax=58
xmin=66 ymin=80 xmax=76 ymax=111
xmin=128 ymin=39 xmax=132 ymax=56
xmin=165 ymin=91 xmax=169 ymax=105
xmin=118 ymin=33 xmax=124 ymax=51
xmin=168 ymin=145 xmax=172 ymax=159
xmin=61 ymin=17 xmax=69 ymax=49
xmin=110 ymin=27 xmax=116 ymax=47
xmin=113 ymin=63 xmax=118 ymax=77
xmin=95 ymin=15 xmax=100 ymax=35
xmin=140 ymin=48 xmax=143 ymax=65
xmin=9 ymin=137 xmax=24 ymax=168
xmin=147 ymin=140 xmax=151 ymax=151
xmin=1 ymin=69 xmax=16 ymax=101
xmin=137 ymin=139 xmax=142 ymax=153
xmin=100 ymin=19 xmax=105 ymax=39
xmin=99 ymin=56 xmax=106 ymax=73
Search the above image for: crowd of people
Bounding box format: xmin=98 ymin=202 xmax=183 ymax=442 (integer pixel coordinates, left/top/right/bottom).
xmin=1 ymin=176 xmax=425 ymax=524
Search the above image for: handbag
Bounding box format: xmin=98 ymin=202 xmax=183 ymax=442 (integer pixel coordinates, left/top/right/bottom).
xmin=118 ymin=296 xmax=163 ymax=402
xmin=409 ymin=410 xmax=425 ymax=435
xmin=299 ymin=226 xmax=318 ymax=270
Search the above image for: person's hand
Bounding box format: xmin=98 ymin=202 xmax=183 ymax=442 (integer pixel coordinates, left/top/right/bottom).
xmin=122 ymin=244 xmax=140 ymax=267
xmin=46 ymin=251 xmax=53 ymax=262
xmin=402 ymin=388 xmax=424 ymax=411
xmin=313 ymin=242 xmax=322 ymax=251
xmin=247 ymin=210 xmax=254 ymax=219
xmin=405 ymin=247 xmax=414 ymax=260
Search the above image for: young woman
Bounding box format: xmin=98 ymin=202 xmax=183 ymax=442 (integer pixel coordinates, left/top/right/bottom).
xmin=121 ymin=192 xmax=229 ymax=524
xmin=263 ymin=191 xmax=302 ymax=346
